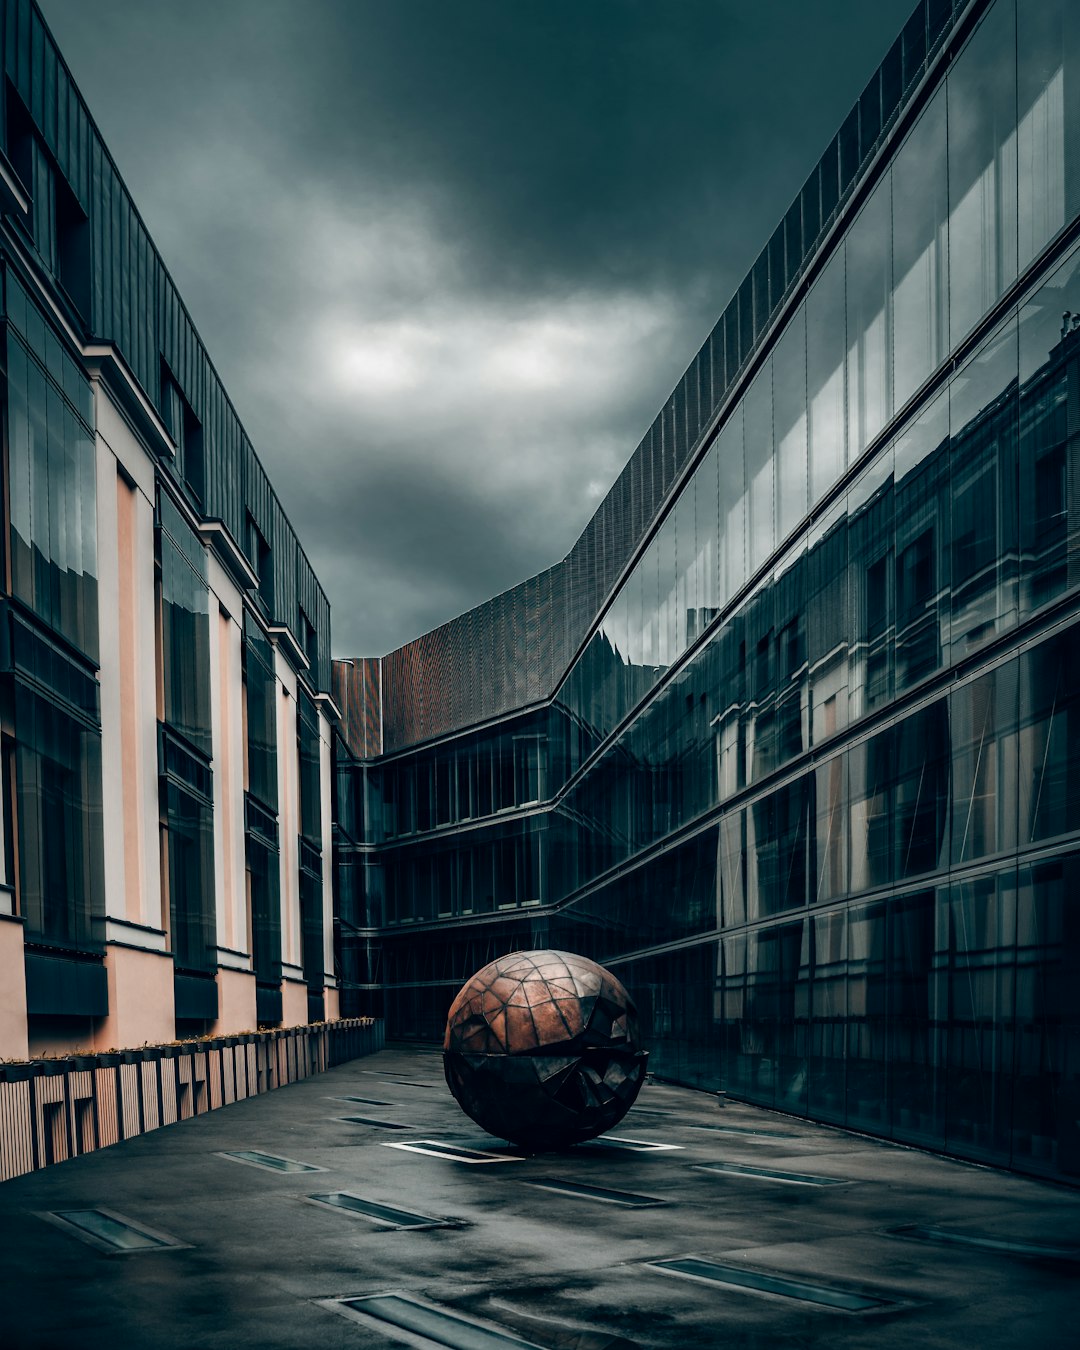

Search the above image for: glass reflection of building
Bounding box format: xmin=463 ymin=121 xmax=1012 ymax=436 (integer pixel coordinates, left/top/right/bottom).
xmin=335 ymin=0 xmax=1080 ymax=1184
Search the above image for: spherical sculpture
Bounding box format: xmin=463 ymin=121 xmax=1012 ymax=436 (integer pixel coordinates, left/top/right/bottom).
xmin=443 ymin=949 xmax=648 ymax=1150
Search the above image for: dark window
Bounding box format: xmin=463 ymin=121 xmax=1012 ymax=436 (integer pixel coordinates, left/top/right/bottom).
xmin=161 ymin=362 xmax=204 ymax=508
xmin=246 ymin=512 xmax=274 ymax=614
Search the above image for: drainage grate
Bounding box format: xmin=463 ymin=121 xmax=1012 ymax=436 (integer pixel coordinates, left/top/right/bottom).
xmin=695 ymin=1161 xmax=848 ymax=1185
xmin=330 ymin=1095 xmax=394 ymax=1106
xmin=306 ymin=1193 xmax=460 ymax=1229
xmin=582 ymin=1136 xmax=683 ymax=1153
xmin=336 ymin=1115 xmax=411 ymax=1129
xmin=41 ymin=1209 xmax=189 ymax=1254
xmin=217 ymin=1150 xmax=325 ymax=1173
xmin=891 ymin=1225 xmax=1080 ymax=1262
xmin=362 ymin=1072 xmax=438 ymax=1088
xmin=524 ymin=1179 xmax=664 ymax=1207
xmin=323 ymin=1292 xmax=548 ymax=1347
xmin=381 ymin=1140 xmax=524 ymax=1164
xmin=687 ymin=1124 xmax=799 ymax=1139
xmin=648 ymin=1258 xmax=895 ymax=1312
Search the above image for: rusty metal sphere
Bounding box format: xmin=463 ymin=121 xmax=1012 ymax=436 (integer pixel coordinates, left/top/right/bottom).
xmin=442 ymin=949 xmax=648 ymax=1150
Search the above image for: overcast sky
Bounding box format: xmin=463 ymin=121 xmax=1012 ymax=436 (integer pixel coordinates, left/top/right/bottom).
xmin=40 ymin=0 xmax=914 ymax=658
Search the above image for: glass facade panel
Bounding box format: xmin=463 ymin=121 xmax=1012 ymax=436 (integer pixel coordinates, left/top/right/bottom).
xmin=948 ymin=0 xmax=1018 ymax=343
xmin=158 ymin=493 xmax=212 ymax=759
xmin=744 ymin=362 xmax=774 ymax=574
xmin=6 ymin=324 xmax=97 ymax=658
xmin=893 ymin=86 xmax=949 ymax=410
xmin=1017 ymin=244 xmax=1080 ymax=616
xmin=894 ymin=390 xmax=949 ymax=693
xmin=807 ymin=247 xmax=847 ymax=504
xmin=13 ymin=683 xmax=104 ymax=949
xmin=1017 ymin=0 xmax=1080 ymax=271
xmin=846 ymin=175 xmax=892 ymax=458
xmin=773 ymin=306 xmax=807 ymax=542
xmin=948 ymin=315 xmax=1019 ymax=659
xmin=716 ymin=406 xmax=746 ymax=607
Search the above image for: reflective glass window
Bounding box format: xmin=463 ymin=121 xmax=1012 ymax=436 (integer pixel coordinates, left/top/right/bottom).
xmin=847 ymin=445 xmax=894 ymax=720
xmin=807 ymin=247 xmax=847 ymax=503
xmin=893 ymin=87 xmax=949 ymax=409
xmin=693 ymin=441 xmax=720 ymax=636
xmin=894 ymin=390 xmax=949 ymax=693
xmin=1018 ymin=243 xmax=1080 ymax=614
xmin=813 ymin=753 xmax=847 ymax=903
xmin=745 ymin=362 xmax=774 ymax=575
xmin=950 ymin=660 xmax=1019 ymax=865
xmin=674 ymin=480 xmax=697 ymax=656
xmin=5 ymin=325 xmax=97 ymax=658
xmin=847 ymin=177 xmax=892 ymax=461
xmin=656 ymin=513 xmax=677 ymax=669
xmin=716 ymin=406 xmax=746 ymax=607
xmin=1018 ymin=626 xmax=1080 ymax=844
xmin=807 ymin=497 xmax=849 ymax=745
xmin=1017 ymin=0 xmax=1080 ymax=271
xmin=844 ymin=900 xmax=887 ymax=1131
xmin=948 ymin=0 xmax=1018 ymax=343
xmin=773 ymin=305 xmax=808 ymax=542
xmin=948 ymin=315 xmax=1019 ymax=660
xmin=886 ymin=888 xmax=945 ymax=1146
xmin=159 ymin=493 xmax=211 ymax=758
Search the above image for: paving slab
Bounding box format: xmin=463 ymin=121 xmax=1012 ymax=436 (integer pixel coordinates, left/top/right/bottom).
xmin=1 ymin=1044 xmax=1077 ymax=1349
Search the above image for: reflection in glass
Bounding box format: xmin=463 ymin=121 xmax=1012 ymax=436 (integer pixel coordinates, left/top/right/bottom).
xmin=893 ymin=87 xmax=949 ymax=410
xmin=1018 ymin=245 xmax=1080 ymax=615
xmin=948 ymin=316 xmax=1019 ymax=659
xmin=773 ymin=306 xmax=807 ymax=542
xmin=948 ymin=0 xmax=1018 ymax=343
xmin=716 ymin=407 xmax=746 ymax=607
xmin=808 ymin=247 xmax=847 ymax=504
xmin=745 ymin=363 xmax=774 ymax=574
xmin=1017 ymin=0 xmax=1080 ymax=270
xmin=846 ymin=176 xmax=892 ymax=458
xmin=894 ymin=391 xmax=949 ymax=692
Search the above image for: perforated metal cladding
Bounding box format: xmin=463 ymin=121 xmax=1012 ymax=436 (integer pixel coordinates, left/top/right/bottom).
xmin=334 ymin=658 xmax=382 ymax=759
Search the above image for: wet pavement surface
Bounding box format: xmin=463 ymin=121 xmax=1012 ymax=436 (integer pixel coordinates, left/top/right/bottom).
xmin=2 ymin=1043 xmax=1078 ymax=1348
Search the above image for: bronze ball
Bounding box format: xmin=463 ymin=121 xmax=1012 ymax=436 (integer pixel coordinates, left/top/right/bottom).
xmin=443 ymin=949 xmax=648 ymax=1150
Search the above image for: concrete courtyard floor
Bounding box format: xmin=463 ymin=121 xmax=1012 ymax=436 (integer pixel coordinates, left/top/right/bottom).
xmin=1 ymin=1043 xmax=1078 ymax=1349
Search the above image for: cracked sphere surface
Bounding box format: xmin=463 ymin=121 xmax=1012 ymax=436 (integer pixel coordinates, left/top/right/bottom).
xmin=443 ymin=949 xmax=648 ymax=1150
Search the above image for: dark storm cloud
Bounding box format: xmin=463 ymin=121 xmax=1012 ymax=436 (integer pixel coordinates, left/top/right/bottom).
xmin=41 ymin=0 xmax=915 ymax=655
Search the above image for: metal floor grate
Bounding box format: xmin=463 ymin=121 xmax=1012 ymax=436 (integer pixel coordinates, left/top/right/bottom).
xmin=582 ymin=1136 xmax=684 ymax=1153
xmin=323 ymin=1292 xmax=548 ymax=1347
xmin=381 ymin=1140 xmax=524 ymax=1163
xmin=217 ymin=1150 xmax=325 ymax=1173
xmin=306 ymin=1192 xmax=461 ymax=1229
xmin=648 ymin=1258 xmax=896 ymax=1311
xmin=335 ymin=1115 xmax=410 ymax=1129
xmin=41 ymin=1208 xmax=189 ymax=1254
xmin=695 ymin=1161 xmax=849 ymax=1185
xmin=524 ymin=1178 xmax=664 ymax=1207
xmin=891 ymin=1225 xmax=1080 ymax=1261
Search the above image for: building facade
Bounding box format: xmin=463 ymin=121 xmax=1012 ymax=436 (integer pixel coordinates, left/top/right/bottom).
xmin=0 ymin=0 xmax=339 ymax=1060
xmin=336 ymin=0 xmax=1080 ymax=1185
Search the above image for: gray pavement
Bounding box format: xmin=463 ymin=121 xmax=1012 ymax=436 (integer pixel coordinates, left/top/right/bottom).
xmin=2 ymin=1044 xmax=1078 ymax=1348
